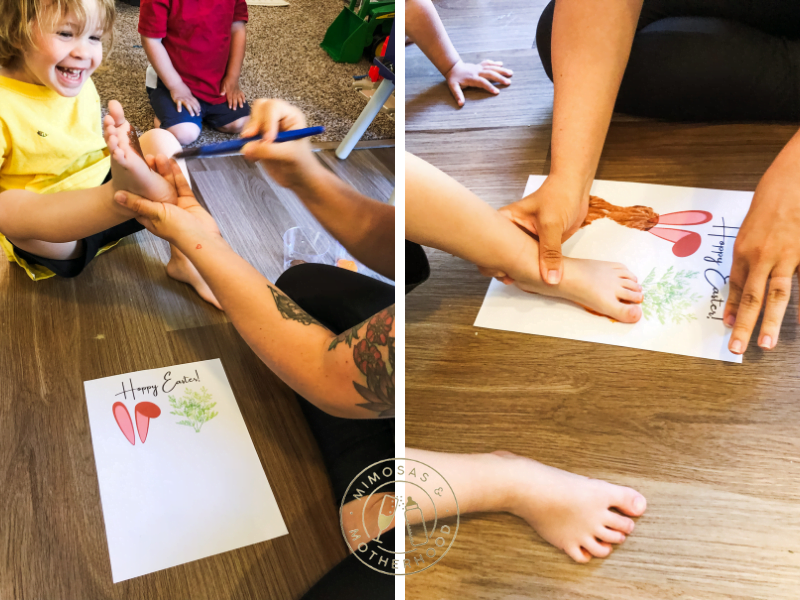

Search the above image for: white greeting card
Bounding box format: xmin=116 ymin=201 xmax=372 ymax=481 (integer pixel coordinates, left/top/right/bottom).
xmin=84 ymin=359 xmax=288 ymax=583
xmin=475 ymin=176 xmax=753 ymax=363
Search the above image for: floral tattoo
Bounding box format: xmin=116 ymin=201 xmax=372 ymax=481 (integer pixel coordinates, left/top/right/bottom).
xmin=330 ymin=306 xmax=395 ymax=418
xmin=269 ymin=286 xmax=321 ymax=327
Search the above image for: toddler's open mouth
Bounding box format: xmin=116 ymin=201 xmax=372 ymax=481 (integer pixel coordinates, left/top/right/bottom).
xmin=56 ymin=66 xmax=84 ymax=84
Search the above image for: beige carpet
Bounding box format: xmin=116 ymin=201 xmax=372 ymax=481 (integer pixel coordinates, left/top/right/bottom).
xmin=93 ymin=1 xmax=394 ymax=145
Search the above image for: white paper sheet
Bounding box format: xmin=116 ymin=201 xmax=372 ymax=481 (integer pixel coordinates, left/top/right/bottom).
xmin=84 ymin=359 xmax=288 ymax=583
xmin=475 ymin=176 xmax=753 ymax=363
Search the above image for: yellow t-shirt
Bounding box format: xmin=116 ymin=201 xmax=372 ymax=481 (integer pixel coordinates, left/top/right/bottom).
xmin=0 ymin=74 xmax=112 ymax=279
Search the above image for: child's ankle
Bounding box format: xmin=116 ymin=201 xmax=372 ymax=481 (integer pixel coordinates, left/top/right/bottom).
xmin=482 ymin=451 xmax=524 ymax=514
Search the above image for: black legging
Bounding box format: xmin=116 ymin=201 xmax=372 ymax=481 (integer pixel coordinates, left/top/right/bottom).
xmin=274 ymin=263 xmax=395 ymax=599
xmin=536 ymin=0 xmax=800 ymax=121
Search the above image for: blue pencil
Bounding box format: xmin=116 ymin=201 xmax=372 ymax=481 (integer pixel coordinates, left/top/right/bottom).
xmin=173 ymin=126 xmax=325 ymax=158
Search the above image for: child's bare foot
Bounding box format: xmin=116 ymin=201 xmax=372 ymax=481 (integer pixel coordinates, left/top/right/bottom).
xmin=166 ymin=248 xmax=222 ymax=310
xmin=492 ymin=450 xmax=646 ymax=563
xmin=104 ymin=100 xmax=177 ymax=205
xmin=515 ymin=258 xmax=643 ymax=323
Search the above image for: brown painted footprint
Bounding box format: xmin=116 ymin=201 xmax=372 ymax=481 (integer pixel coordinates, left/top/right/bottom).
xmin=583 ymin=196 xmax=711 ymax=257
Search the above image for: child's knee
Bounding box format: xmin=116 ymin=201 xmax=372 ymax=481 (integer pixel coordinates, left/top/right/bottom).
xmin=166 ymin=123 xmax=201 ymax=146
xmin=140 ymin=127 xmax=184 ymax=157
xmin=216 ymin=116 xmax=248 ymax=134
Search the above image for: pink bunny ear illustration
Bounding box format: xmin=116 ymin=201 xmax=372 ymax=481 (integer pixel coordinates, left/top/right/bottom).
xmin=112 ymin=402 xmax=135 ymax=445
xmin=648 ymin=228 xmax=703 ymax=257
xmin=135 ymin=402 xmax=161 ymax=444
xmin=656 ymin=210 xmax=712 ymax=226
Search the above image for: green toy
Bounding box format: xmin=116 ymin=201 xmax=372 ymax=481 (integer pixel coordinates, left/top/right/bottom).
xmin=321 ymin=0 xmax=395 ymax=63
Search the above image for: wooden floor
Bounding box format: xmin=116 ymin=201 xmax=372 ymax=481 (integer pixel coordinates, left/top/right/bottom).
xmin=405 ymin=2 xmax=800 ymax=599
xmin=0 ymin=147 xmax=394 ymax=599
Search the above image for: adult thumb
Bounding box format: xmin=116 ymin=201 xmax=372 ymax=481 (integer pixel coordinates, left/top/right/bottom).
xmin=537 ymin=220 xmax=563 ymax=285
xmin=114 ymin=190 xmax=160 ymax=222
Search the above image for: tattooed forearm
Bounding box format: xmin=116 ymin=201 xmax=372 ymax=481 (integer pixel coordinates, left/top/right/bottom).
xmin=268 ymin=285 xmax=323 ymax=327
xmin=328 ymin=306 xmax=395 ymax=417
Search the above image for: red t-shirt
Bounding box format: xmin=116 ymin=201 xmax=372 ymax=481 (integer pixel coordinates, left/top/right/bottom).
xmin=139 ymin=0 xmax=248 ymax=105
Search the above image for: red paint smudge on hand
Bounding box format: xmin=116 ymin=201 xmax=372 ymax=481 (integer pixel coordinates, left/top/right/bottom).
xmin=113 ymin=402 xmax=135 ymax=445
xmin=135 ymin=402 xmax=161 ymax=444
xmin=196 ymin=244 xmax=202 ymax=249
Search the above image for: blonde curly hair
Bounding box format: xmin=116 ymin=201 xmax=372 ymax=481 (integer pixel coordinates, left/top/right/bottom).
xmin=0 ymin=0 xmax=115 ymax=66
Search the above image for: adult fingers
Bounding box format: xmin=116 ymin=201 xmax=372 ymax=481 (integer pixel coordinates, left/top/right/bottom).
xmin=168 ymin=158 xmax=195 ymax=198
xmin=536 ymin=219 xmax=564 ymax=285
xmin=723 ymin=257 xmax=748 ymax=329
xmin=114 ymin=190 xmax=163 ymax=223
xmin=242 ymin=98 xmax=305 ymax=141
xmin=757 ymin=273 xmax=793 ymax=350
xmin=447 ymin=81 xmax=465 ymax=107
xmin=480 ymin=69 xmax=511 ymax=86
xmin=728 ymin=267 xmax=770 ymax=355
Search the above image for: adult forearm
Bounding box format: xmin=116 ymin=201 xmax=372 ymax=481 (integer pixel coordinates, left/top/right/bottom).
xmin=405 ymin=153 xmax=538 ymax=278
xmin=141 ymin=36 xmax=184 ymax=89
xmin=225 ymin=22 xmax=247 ymax=81
xmin=549 ymin=0 xmax=642 ymax=195
xmin=170 ymin=230 xmax=392 ymax=418
xmin=289 ymin=163 xmax=395 ymax=279
xmin=405 ymin=0 xmax=460 ymax=77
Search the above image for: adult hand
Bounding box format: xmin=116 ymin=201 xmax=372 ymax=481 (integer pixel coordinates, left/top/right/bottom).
xmin=169 ymin=81 xmax=202 ymax=117
xmin=220 ymin=76 xmax=246 ymax=110
xmin=444 ymin=59 xmax=513 ymax=107
xmin=114 ymin=155 xmax=221 ymax=244
xmin=240 ymin=99 xmax=321 ymax=188
xmin=498 ymin=175 xmax=589 ymax=285
xmin=724 ymin=154 xmax=800 ymax=355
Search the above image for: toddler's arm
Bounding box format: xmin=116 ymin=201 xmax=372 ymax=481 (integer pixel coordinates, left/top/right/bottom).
xmin=141 ymin=36 xmax=202 ymax=117
xmin=406 ymin=0 xmax=512 ymax=106
xmin=220 ymin=21 xmax=247 ymax=110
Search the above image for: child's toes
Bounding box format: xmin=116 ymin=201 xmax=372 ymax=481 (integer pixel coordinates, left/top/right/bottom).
xmin=618 ymin=288 xmax=644 ymax=304
xmin=596 ymin=526 xmax=626 ymax=545
xmin=108 ymin=99 xmax=126 ymax=126
xmin=622 ymin=280 xmax=642 ymax=292
xmin=604 ymin=511 xmax=635 ymax=535
xmin=107 ymin=133 xmax=119 ymax=154
xmin=565 ymin=545 xmax=592 ymax=564
xmin=584 ymin=538 xmax=613 ymax=558
xmin=611 ymin=486 xmax=647 ymax=517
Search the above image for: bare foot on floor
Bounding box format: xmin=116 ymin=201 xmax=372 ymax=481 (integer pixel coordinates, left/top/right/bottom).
xmin=166 ymin=249 xmax=222 ymax=310
xmin=493 ymin=450 xmax=647 ymax=563
xmin=515 ymin=258 xmax=644 ymax=323
xmin=104 ymin=100 xmax=176 ymax=205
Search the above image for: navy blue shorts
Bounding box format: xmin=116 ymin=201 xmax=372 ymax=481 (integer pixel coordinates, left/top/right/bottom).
xmin=147 ymin=78 xmax=251 ymax=130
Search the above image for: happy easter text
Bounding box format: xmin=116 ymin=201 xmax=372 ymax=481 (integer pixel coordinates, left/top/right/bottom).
xmin=703 ymin=218 xmax=739 ymax=321
xmin=114 ymin=370 xmax=201 ymax=399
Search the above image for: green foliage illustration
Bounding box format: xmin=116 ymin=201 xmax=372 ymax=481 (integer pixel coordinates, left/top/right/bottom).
xmin=169 ymin=387 xmax=219 ymax=433
xmin=640 ymin=266 xmax=701 ymax=325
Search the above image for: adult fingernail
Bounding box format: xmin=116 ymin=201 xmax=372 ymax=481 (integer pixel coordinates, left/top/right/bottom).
xmin=547 ymin=270 xmax=559 ymax=284
xmin=723 ymin=315 xmax=735 ymax=328
xmin=730 ymin=339 xmax=742 ymax=354
xmin=760 ymin=336 xmax=772 ymax=350
xmin=634 ymin=497 xmax=645 ymax=513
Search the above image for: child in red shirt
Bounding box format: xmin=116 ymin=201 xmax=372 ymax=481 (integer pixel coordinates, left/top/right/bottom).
xmin=139 ymin=0 xmax=250 ymax=145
